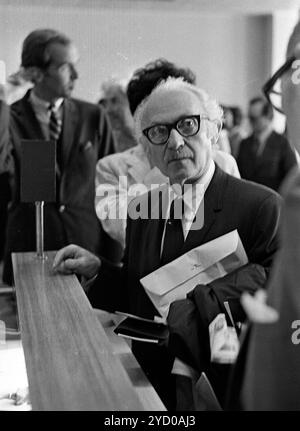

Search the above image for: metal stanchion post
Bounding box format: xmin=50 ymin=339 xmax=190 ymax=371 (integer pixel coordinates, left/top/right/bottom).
xmin=35 ymin=201 xmax=45 ymax=259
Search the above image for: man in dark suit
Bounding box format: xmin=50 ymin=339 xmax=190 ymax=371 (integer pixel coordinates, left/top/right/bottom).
xmin=227 ymin=21 xmax=300 ymax=412
xmin=0 ymin=29 xmax=115 ymax=284
xmin=53 ymin=78 xmax=280 ymax=410
xmin=237 ymin=97 xmax=297 ymax=192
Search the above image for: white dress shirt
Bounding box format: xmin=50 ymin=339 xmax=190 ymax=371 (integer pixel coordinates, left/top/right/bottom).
xmin=160 ymin=160 xmax=215 ymax=257
xmin=165 ymin=160 xmax=216 ymax=379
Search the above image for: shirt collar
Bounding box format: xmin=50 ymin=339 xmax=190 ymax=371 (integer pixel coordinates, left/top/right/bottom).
xmin=256 ymin=124 xmax=273 ymax=145
xmin=30 ymin=90 xmax=64 ymax=112
xmin=171 ymin=159 xmax=215 ymax=211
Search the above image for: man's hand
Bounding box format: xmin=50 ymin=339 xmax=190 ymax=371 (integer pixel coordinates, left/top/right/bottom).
xmin=241 ymin=290 xmax=279 ymax=324
xmin=52 ymin=244 xmax=101 ymax=279
xmin=0 ymin=386 xmax=30 ymax=406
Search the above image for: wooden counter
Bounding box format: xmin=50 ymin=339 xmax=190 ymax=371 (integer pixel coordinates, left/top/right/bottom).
xmin=12 ymin=251 xmax=165 ymax=411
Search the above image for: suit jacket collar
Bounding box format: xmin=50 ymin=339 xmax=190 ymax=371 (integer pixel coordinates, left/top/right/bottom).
xmin=255 ymin=125 xmax=273 ymax=145
xmin=143 ymin=166 xmax=227 ymax=273
xmin=14 ymin=90 xmax=45 ymax=139
xmin=15 ymin=91 xmax=79 ymax=178
xmin=182 ymin=165 xmax=226 ymax=251
xmin=126 ymin=145 xmax=151 ymax=183
xmin=61 ymin=97 xmax=79 ymax=168
xmin=137 ymin=184 xmax=169 ymax=275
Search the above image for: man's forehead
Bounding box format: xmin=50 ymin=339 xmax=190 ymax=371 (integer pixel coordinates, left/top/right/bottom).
xmin=142 ymin=87 xmax=201 ymax=124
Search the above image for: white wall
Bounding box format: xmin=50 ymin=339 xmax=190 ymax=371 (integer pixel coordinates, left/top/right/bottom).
xmin=0 ymin=4 xmax=271 ymax=110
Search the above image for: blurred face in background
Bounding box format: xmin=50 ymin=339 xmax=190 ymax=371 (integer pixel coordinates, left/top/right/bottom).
xmin=223 ymin=108 xmax=234 ymax=130
xmin=100 ymin=83 xmax=133 ymax=130
xmin=248 ymin=101 xmax=271 ymax=135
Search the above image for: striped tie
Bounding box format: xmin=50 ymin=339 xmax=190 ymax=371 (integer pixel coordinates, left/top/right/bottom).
xmin=49 ymin=104 xmax=63 ymax=168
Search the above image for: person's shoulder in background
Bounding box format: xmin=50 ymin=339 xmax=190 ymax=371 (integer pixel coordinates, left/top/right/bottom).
xmin=96 ymin=144 xmax=149 ymax=178
xmin=213 ymin=149 xmax=241 ymax=178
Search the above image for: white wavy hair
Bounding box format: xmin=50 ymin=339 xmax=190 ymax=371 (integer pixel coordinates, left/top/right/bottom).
xmin=134 ymin=77 xmax=223 ymax=145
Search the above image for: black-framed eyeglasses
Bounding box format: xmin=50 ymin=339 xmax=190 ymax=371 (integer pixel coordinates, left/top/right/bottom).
xmin=142 ymin=114 xmax=209 ymax=145
xmin=263 ymin=55 xmax=296 ymax=114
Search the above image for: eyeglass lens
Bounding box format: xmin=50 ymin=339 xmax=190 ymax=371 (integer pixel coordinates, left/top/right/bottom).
xmin=148 ymin=116 xmax=199 ymax=144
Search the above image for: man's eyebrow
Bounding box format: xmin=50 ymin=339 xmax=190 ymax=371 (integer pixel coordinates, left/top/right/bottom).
xmin=147 ymin=120 xmax=168 ymax=127
xmin=147 ymin=114 xmax=196 ymax=127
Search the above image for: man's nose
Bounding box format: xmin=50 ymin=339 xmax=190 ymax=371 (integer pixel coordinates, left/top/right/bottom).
xmin=167 ymin=129 xmax=185 ymax=151
xmin=70 ymin=65 xmax=79 ymax=80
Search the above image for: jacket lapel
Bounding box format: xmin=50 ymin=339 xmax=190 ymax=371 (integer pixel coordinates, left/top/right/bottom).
xmin=61 ymin=98 xmax=78 ymax=168
xmin=15 ymin=91 xmax=45 ymax=139
xmin=128 ymin=162 xmax=149 ymax=184
xmin=127 ymin=145 xmax=151 ymax=183
xmin=142 ymin=185 xmax=170 ymax=274
xmin=139 ymin=169 xmax=227 ymax=274
xmin=14 ymin=91 xmax=65 ymax=182
xmin=183 ymin=166 xmax=226 ymax=251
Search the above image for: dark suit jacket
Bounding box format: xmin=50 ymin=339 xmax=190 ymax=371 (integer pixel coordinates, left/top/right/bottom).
xmin=228 ymin=168 xmax=300 ymax=411
xmin=88 ymin=166 xmax=281 ymax=408
xmin=0 ymin=92 xmax=115 ymax=284
xmin=237 ymin=130 xmax=297 ymax=192
xmin=0 ymin=172 xmax=10 ymax=259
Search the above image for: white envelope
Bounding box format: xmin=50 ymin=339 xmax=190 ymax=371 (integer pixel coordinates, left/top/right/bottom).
xmin=140 ymin=230 xmax=248 ymax=319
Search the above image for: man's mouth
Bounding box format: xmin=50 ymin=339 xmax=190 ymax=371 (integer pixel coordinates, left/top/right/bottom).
xmin=167 ymin=156 xmax=191 ymax=164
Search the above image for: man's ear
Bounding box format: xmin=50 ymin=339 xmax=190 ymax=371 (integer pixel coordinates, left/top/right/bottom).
xmin=23 ymin=66 xmax=44 ymax=84
xmin=211 ymin=119 xmax=222 ymax=146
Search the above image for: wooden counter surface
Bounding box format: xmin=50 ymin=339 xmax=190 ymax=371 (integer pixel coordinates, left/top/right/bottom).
xmin=12 ymin=251 xmax=165 ymax=411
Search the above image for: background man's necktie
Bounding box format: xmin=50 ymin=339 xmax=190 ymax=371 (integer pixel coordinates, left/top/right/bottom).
xmin=161 ymin=198 xmax=185 ymax=266
xmin=49 ymin=105 xmax=63 ymax=169
xmin=252 ymin=136 xmax=261 ymax=157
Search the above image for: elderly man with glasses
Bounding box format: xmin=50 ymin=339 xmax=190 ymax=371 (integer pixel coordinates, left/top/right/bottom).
xmin=53 ymin=78 xmax=280 ymax=410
